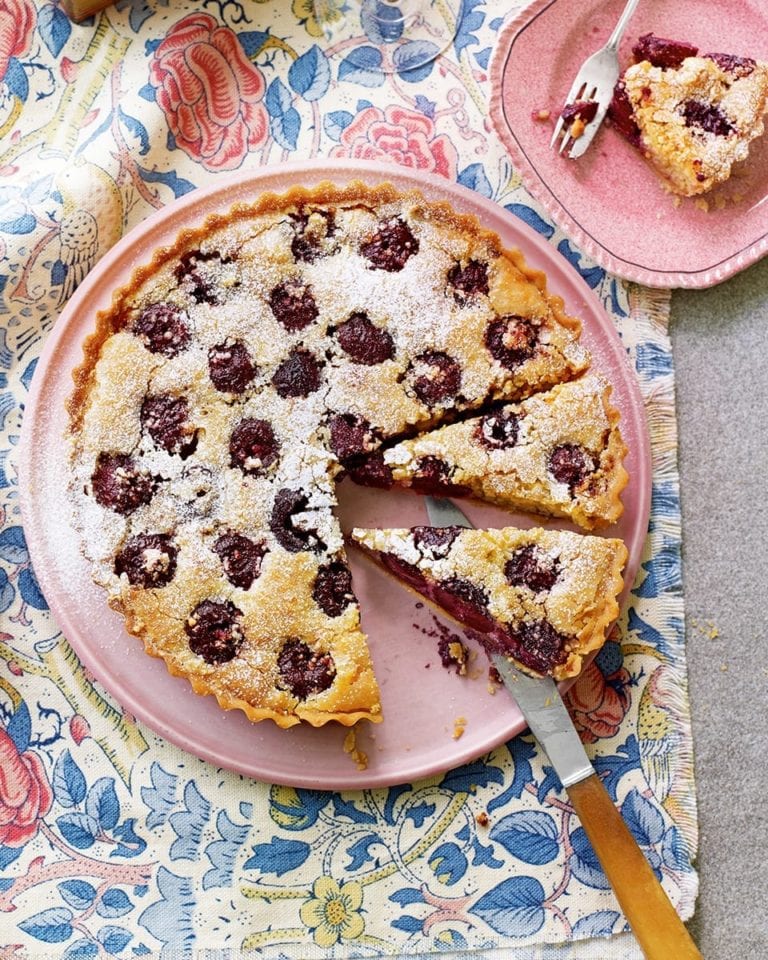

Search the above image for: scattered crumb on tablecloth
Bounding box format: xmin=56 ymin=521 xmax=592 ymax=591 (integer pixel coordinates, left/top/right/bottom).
xmin=691 ymin=617 xmax=720 ymax=640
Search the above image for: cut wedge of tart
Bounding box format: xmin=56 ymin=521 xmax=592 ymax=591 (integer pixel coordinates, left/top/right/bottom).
xmin=352 ymin=374 xmax=627 ymax=531
xmin=352 ymin=525 xmax=628 ymax=680
xmin=67 ymin=181 xmax=591 ymax=727
xmin=610 ymin=33 xmax=768 ymax=196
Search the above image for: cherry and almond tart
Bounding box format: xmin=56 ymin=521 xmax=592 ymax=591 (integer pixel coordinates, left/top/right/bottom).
xmin=357 ymin=373 xmax=627 ymax=531
xmin=67 ymin=181 xmax=590 ymax=727
xmin=352 ymin=526 xmax=628 ymax=681
xmin=610 ymin=33 xmax=768 ymax=196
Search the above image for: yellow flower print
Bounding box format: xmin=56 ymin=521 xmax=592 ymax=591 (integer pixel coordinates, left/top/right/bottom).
xmin=299 ymin=876 xmax=365 ymax=947
xmin=292 ymin=0 xmax=347 ymax=39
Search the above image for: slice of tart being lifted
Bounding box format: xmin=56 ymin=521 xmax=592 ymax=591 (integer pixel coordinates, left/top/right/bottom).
xmin=350 ymin=374 xmax=627 ymax=531
xmin=351 ymin=525 xmax=627 ymax=680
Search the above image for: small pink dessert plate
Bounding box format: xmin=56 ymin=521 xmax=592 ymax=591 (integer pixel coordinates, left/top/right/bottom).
xmin=489 ymin=0 xmax=768 ymax=288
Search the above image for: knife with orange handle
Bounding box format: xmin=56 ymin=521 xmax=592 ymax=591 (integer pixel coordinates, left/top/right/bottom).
xmin=425 ymin=495 xmax=703 ymax=960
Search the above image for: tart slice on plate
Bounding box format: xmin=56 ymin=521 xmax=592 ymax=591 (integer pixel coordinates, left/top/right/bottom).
xmin=350 ymin=374 xmax=627 ymax=531
xmin=610 ymin=33 xmax=768 ymax=196
xmin=352 ymin=525 xmax=628 ymax=680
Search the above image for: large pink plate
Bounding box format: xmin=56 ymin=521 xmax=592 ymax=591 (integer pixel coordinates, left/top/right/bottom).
xmin=18 ymin=159 xmax=651 ymax=790
xmin=489 ymin=0 xmax=768 ymax=288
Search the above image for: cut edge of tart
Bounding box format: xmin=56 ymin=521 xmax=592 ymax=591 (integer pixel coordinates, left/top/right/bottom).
xmin=360 ymin=373 xmax=628 ymax=531
xmin=351 ymin=525 xmax=628 ymax=681
xmin=66 ymin=179 xmax=592 ymax=728
xmin=609 ymin=33 xmax=768 ymax=197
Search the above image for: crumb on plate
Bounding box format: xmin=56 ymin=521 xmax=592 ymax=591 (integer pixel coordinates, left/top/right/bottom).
xmin=343 ymin=729 xmax=369 ymax=771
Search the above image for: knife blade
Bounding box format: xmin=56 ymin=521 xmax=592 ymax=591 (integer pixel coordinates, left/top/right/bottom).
xmin=422 ymin=496 xmax=702 ymax=960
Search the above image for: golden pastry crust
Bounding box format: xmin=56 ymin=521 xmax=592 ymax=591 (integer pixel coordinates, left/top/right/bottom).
xmin=352 ymin=526 xmax=628 ymax=681
xmin=67 ymin=180 xmax=592 ymax=727
xmin=381 ymin=374 xmax=628 ymax=530
xmin=620 ymin=55 xmax=768 ymax=196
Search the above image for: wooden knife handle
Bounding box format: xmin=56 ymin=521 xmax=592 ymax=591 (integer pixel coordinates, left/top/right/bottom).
xmin=567 ymin=774 xmax=702 ymax=960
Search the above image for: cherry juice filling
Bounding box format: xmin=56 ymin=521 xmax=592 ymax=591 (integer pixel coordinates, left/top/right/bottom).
xmin=277 ymin=638 xmax=336 ymax=699
xmin=632 ymin=33 xmax=698 ymax=70
xmin=208 ymin=341 xmax=257 ymax=394
xmin=229 ymin=418 xmax=280 ymax=476
xmin=91 ymin=452 xmax=155 ymax=515
xmin=377 ymin=550 xmax=569 ymax=674
xmin=328 ymin=413 xmax=377 ymax=464
xmin=271 ymin=348 xmax=323 ymax=398
xmin=213 ymin=532 xmax=266 ymax=590
xmin=334 ymin=312 xmax=395 ymax=366
xmin=132 ymin=303 xmax=190 ymax=357
xmin=609 ymin=80 xmax=642 ymax=147
xmin=344 ymin=450 xmax=394 ymax=489
xmin=405 ymin=351 xmax=462 ymax=406
xmin=447 ymin=260 xmax=489 ymax=301
xmin=185 ymin=599 xmax=244 ymax=665
xmin=268 ymin=280 xmax=319 ymax=332
xmin=431 ymin=577 xmax=493 ymax=633
xmin=361 ymin=218 xmax=419 ymax=272
xmin=560 ymin=100 xmax=599 ymax=125
xmin=408 ymin=456 xmax=470 ymax=497
xmin=114 ymin=533 xmax=178 ymax=588
xmin=140 ymin=394 xmax=198 ymax=458
xmin=478 ymin=620 xmax=569 ymax=674
xmin=312 ymin=560 xmax=354 ymax=618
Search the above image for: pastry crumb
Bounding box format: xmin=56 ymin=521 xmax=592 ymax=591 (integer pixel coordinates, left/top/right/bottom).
xmin=694 ymin=197 xmax=710 ymax=212
xmin=447 ymin=641 xmax=468 ymax=675
xmin=343 ymin=729 xmax=369 ymax=771
xmin=570 ymin=116 xmax=587 ymax=139
xmin=691 ymin=617 xmax=720 ymax=640
xmin=720 ymin=663 xmax=729 ymax=673
xmin=475 ymin=811 xmax=490 ymax=827
xmin=452 ymin=716 xmax=467 ymax=740
xmin=531 ymin=109 xmax=551 ymax=122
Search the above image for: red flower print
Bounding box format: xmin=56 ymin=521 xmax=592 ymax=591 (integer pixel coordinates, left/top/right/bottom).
xmin=331 ymin=105 xmax=458 ymax=180
xmin=69 ymin=714 xmax=91 ymax=745
xmin=0 ymin=729 xmax=53 ymax=847
xmin=149 ymin=12 xmax=269 ymax=172
xmin=565 ymin=660 xmax=632 ymax=743
xmin=0 ymin=0 xmax=36 ymax=83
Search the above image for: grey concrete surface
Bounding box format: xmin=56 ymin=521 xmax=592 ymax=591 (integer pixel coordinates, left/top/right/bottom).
xmin=670 ymin=258 xmax=768 ymax=960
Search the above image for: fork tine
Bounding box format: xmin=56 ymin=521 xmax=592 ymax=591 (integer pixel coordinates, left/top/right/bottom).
xmin=549 ymin=115 xmax=565 ymax=149
xmin=567 ymin=103 xmax=608 ymax=159
xmin=558 ymin=131 xmax=571 ymax=156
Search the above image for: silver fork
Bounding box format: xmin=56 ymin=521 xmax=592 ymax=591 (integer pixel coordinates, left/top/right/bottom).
xmin=551 ymin=0 xmax=641 ymax=159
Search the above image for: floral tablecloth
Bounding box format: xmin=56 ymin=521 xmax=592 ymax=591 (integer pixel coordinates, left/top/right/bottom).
xmin=0 ymin=0 xmax=697 ymax=957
